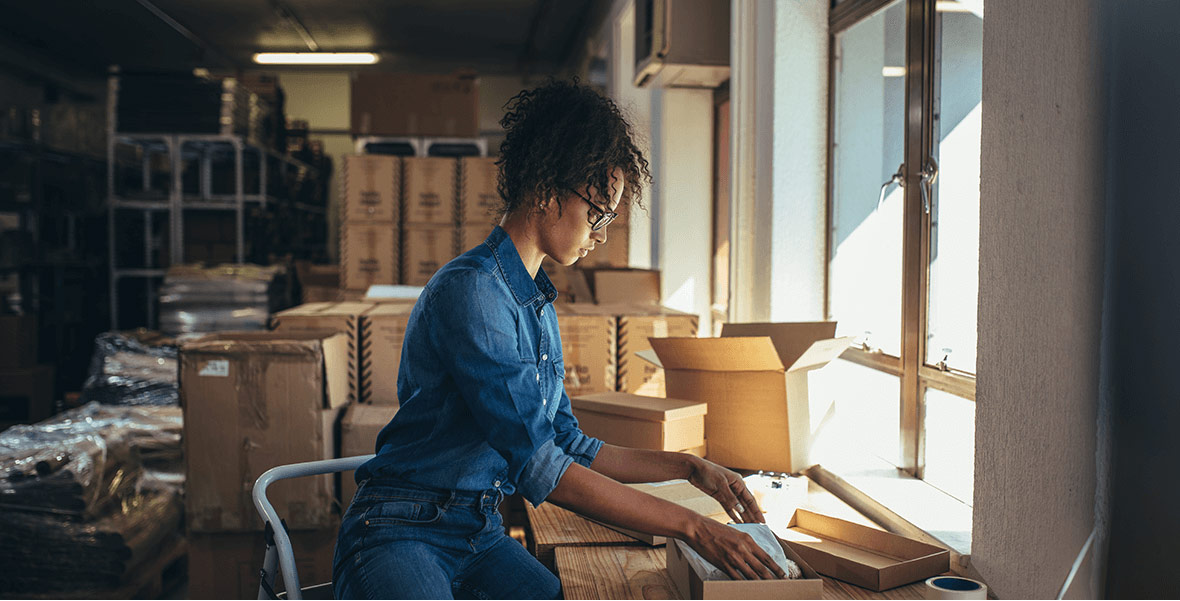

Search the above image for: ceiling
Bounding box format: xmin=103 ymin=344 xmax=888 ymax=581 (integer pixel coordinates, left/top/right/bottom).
xmin=0 ymin=0 xmax=608 ymax=82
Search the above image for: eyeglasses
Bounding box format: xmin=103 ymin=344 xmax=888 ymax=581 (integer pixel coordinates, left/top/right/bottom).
xmin=572 ymin=190 xmax=619 ymax=231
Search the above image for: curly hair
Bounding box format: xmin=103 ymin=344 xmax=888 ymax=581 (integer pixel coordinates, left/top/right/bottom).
xmin=495 ymin=78 xmax=651 ymax=218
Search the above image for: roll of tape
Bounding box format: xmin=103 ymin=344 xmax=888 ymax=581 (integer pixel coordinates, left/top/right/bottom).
xmin=925 ymin=576 xmax=988 ymax=600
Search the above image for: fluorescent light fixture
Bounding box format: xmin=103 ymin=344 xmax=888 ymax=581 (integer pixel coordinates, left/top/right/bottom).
xmin=253 ymin=52 xmax=379 ymax=65
xmin=936 ymin=0 xmax=984 ymax=17
xmin=882 ymin=66 xmax=906 ymax=77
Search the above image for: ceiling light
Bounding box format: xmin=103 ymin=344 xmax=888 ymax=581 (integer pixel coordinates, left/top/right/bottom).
xmin=936 ymin=0 xmax=984 ymax=17
xmin=252 ymin=52 xmax=379 ymax=65
xmin=882 ymin=66 xmax=906 ymax=77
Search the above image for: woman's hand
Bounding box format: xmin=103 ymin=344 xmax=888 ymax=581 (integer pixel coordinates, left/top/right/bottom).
xmin=686 ymin=456 xmax=766 ymax=524
xmin=685 ymin=515 xmax=786 ymax=580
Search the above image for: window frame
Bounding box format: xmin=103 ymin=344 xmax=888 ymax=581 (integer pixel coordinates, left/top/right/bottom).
xmin=825 ymin=0 xmax=977 ymax=479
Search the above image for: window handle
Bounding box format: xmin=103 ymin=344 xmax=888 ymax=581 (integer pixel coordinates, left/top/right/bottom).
xmin=919 ymin=158 xmax=939 ymax=215
xmin=877 ymin=163 xmax=905 ymax=210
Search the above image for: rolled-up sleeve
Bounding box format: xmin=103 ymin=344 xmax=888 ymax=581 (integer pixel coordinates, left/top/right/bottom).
xmin=426 ymin=270 xmax=572 ymax=505
xmin=552 ymin=388 xmax=603 ymax=468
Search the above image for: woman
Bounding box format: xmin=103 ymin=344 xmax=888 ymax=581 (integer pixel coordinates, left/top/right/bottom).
xmin=333 ymin=80 xmax=784 ymax=600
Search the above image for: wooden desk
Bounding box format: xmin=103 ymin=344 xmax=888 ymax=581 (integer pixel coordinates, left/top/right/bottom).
xmin=555 ymin=545 xmax=934 ymax=600
xmin=525 ymin=501 xmax=645 ymax=573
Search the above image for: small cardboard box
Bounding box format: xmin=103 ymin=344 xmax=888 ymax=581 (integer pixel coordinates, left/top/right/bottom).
xmin=667 ymin=534 xmax=825 ymax=599
xmin=588 ymin=268 xmax=661 ymax=306
xmin=571 ymin=391 xmax=706 ymax=452
xmin=459 ymin=222 xmax=494 ymax=253
xmin=188 ymin=522 xmax=338 ymax=600
xmin=402 ymin=225 xmax=457 ymax=286
xmin=0 ymin=365 xmax=54 ymax=428
xmin=554 ymin=304 xmax=617 ymax=396
xmin=596 ymin=479 xmax=727 ymax=545
xmin=403 ymin=157 xmax=458 ymax=226
xmin=459 ymin=156 xmax=500 ymax=224
xmin=180 ymin=331 xmax=348 ymax=532
xmin=341 ymin=222 xmax=398 ymax=290
xmin=340 ymin=403 xmax=398 ymax=504
xmin=614 ymin=305 xmax=699 ymax=396
xmin=0 ymin=314 xmax=38 ymax=367
xmin=363 ymin=302 xmax=414 ymax=405
xmin=644 ymin=322 xmax=854 ymax=473
xmin=350 ymin=72 xmax=479 ymax=137
xmin=271 ymin=302 xmax=378 ymax=404
xmin=342 ymin=155 xmax=400 ymax=222
xmin=781 ymin=509 xmax=950 ymax=591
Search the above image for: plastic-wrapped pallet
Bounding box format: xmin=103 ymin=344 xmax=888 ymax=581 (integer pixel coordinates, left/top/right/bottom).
xmin=80 ymin=330 xmax=179 ymax=407
xmin=158 ymin=263 xmax=288 ymax=335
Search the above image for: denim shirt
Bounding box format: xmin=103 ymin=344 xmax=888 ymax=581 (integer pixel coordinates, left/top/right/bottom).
xmin=355 ymin=226 xmax=603 ymax=506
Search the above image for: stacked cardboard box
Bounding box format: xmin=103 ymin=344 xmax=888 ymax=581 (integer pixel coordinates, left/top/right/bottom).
xmin=458 ymin=157 xmax=500 ymax=252
xmin=0 ymin=315 xmax=53 ymax=429
xmin=402 ymin=157 xmax=460 ymax=286
xmin=571 ymin=392 xmax=707 ymax=454
xmin=180 ymin=330 xmax=347 ymax=599
xmin=553 ymin=304 xmax=618 ymax=397
xmin=339 ymin=403 xmax=399 ymax=504
xmin=271 ymin=301 xmax=414 ymax=406
xmin=350 ymin=72 xmax=479 ymax=138
xmin=341 ymin=155 xmax=400 ymax=291
xmin=613 ymin=304 xmax=699 ymax=397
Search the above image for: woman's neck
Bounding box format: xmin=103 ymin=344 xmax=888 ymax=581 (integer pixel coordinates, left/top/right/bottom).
xmin=499 ymin=212 xmax=545 ymax=279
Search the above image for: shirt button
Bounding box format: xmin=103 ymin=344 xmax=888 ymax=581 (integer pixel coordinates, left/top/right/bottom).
xmin=540 ymin=309 xmax=545 ymax=317
xmin=543 ymin=399 xmax=548 ymax=406
xmin=542 ymin=353 xmax=548 ymax=361
xmin=536 ymin=373 xmax=540 ymax=382
xmin=494 ymin=480 xmax=501 ymax=488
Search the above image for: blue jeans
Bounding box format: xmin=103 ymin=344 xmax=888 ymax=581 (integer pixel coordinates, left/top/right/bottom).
xmin=333 ymin=478 xmax=560 ymax=600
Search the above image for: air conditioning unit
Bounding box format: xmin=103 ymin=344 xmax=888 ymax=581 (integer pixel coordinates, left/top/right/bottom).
xmin=633 ymin=0 xmax=730 ymax=88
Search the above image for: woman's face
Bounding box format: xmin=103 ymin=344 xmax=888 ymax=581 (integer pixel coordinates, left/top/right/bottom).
xmin=538 ymin=167 xmax=625 ymax=266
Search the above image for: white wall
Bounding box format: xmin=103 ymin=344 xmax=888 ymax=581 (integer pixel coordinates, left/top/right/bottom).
xmin=973 ymin=1 xmax=1105 ymax=597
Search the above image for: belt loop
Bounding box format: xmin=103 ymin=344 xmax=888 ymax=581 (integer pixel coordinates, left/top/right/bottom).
xmin=443 ymin=490 xmax=456 ymax=510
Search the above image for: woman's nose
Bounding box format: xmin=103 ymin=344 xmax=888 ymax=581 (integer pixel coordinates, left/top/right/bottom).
xmin=591 ymin=227 xmax=608 ymax=243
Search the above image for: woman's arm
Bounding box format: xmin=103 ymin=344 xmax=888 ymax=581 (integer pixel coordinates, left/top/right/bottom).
xmin=590 ymin=444 xmax=766 ymax=524
xmin=547 ymin=462 xmax=784 ymax=581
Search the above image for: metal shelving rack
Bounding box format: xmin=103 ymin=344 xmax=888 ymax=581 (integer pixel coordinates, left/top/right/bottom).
xmin=354 ymin=136 xmax=489 ymax=157
xmin=106 ymin=79 xmax=325 ymax=330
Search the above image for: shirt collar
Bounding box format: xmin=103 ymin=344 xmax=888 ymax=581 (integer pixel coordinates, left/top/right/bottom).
xmin=485 ymin=226 xmax=559 ymax=306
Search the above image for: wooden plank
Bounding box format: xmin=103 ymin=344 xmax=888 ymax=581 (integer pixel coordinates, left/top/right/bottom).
xmin=557 ymin=546 xmax=677 ymax=600
xmin=525 ymin=502 xmax=643 ymax=572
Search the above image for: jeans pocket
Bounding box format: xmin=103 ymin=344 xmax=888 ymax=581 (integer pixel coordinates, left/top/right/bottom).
xmin=363 ymin=499 xmax=446 ymax=526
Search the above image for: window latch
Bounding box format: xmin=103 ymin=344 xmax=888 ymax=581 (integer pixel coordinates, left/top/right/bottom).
xmin=877 ymin=164 xmax=905 ymax=210
xmin=919 ymin=158 xmax=939 ymax=215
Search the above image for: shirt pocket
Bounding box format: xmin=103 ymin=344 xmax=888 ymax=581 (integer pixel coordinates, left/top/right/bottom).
xmin=362 ymin=498 xmax=445 ymax=526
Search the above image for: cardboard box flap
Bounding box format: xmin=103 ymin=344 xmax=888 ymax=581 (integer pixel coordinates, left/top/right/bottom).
xmin=635 ymin=348 xmax=662 ymax=369
xmin=721 ymin=322 xmax=838 ymax=371
xmin=181 ymin=330 xmax=345 ymax=356
xmin=274 ymin=302 xmax=334 ymax=317
xmin=365 ymin=302 xmax=415 ymax=317
xmin=571 ymin=392 xmax=708 ymax=422
xmin=318 ymin=301 xmax=378 ymax=316
xmin=787 ymin=336 xmax=855 ymax=373
xmin=648 ymin=337 xmax=785 ymax=372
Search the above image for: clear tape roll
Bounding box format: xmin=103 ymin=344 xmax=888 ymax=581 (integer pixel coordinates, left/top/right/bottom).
xmin=925 ymin=576 xmax=988 ymax=600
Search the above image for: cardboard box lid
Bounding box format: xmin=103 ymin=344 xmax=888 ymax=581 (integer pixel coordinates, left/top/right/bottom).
xmin=644 ymin=323 xmax=854 ymax=374
xmin=365 ymin=302 xmax=415 ymax=317
xmin=646 ymin=337 xmax=786 ymax=372
xmin=273 ymin=302 xmax=335 ymax=317
xmin=571 ymin=391 xmax=707 ymax=422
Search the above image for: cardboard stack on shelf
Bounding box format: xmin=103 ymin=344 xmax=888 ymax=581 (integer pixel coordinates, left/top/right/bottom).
xmin=341 ymin=155 xmax=400 ymax=292
xmin=458 ymin=156 xmax=500 ymax=252
xmin=179 ymin=330 xmax=347 ymax=598
xmin=402 ymin=157 xmax=460 ymax=286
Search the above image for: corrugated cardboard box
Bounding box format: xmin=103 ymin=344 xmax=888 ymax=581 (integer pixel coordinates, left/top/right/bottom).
xmin=180 ymin=331 xmax=348 ymax=532
xmin=571 ymin=391 xmax=706 ymax=452
xmin=543 ymin=259 xmax=593 ymax=303
xmin=459 ymin=156 xmax=500 ymax=224
xmin=340 ymin=403 xmax=398 ymax=504
xmin=781 ymin=509 xmax=949 ymax=591
xmin=667 ymin=534 xmax=824 ymax=599
xmin=588 ymin=268 xmax=661 ymax=306
xmin=402 ymin=225 xmax=457 ymax=286
xmin=554 ymin=304 xmax=617 ymax=396
xmin=614 ymin=305 xmax=699 ymax=396
xmin=364 ymin=302 xmax=415 ymax=405
xmin=643 ymin=322 xmax=853 ymax=473
xmin=294 ymin=262 xmax=340 ymax=304
xmin=271 ymin=302 xmax=377 ymax=404
xmin=403 ymin=157 xmax=458 ymax=226
xmin=188 ymin=521 xmax=338 ymax=600
xmin=341 ymin=222 xmax=398 ymax=290
xmin=0 ymin=314 xmax=38 ymax=367
xmin=459 ymin=222 xmax=495 ymax=253
xmin=594 ymin=479 xmax=728 ymax=545
xmin=342 ymin=155 xmax=400 ymax=222
xmin=350 ymin=72 xmax=479 ymax=137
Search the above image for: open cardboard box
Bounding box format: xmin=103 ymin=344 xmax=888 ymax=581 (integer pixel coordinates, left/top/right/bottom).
xmin=638 ymin=322 xmax=854 ymax=474
xmin=666 ymin=533 xmax=824 ymax=599
xmin=780 ymin=508 xmax=950 ymax=591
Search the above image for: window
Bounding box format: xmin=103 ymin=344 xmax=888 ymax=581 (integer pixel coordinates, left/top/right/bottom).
xmin=814 ymin=0 xmax=982 ymax=505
